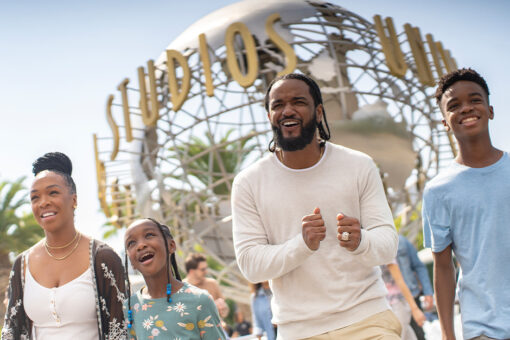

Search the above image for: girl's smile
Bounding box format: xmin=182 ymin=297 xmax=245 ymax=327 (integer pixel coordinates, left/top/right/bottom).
xmin=138 ymin=252 xmax=155 ymax=265
xmin=124 ymin=220 xmax=176 ymax=278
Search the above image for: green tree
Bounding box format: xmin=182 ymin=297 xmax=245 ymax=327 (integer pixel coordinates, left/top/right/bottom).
xmin=170 ymin=129 xmax=257 ymax=196
xmin=102 ymin=129 xmax=258 ymax=240
xmin=0 ymin=177 xmax=44 ymax=324
xmin=0 ymin=177 xmax=44 ymax=265
xmin=394 ymin=203 xmax=424 ymax=250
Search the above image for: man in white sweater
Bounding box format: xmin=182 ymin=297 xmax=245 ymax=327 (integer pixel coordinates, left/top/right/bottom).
xmin=232 ymin=73 xmax=400 ymax=339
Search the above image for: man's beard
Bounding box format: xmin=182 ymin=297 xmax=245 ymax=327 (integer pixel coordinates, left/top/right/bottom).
xmin=272 ymin=114 xmax=318 ymax=151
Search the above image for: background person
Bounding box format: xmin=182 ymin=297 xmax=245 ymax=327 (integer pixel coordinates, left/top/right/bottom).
xmin=183 ymin=252 xmax=224 ymax=301
xmin=215 ymin=297 xmax=233 ymax=338
xmin=381 ymin=262 xmax=427 ymax=340
xmin=232 ymin=310 xmax=252 ymax=337
xmin=1 ymin=152 xmax=125 ymax=340
xmin=251 ymin=282 xmax=276 ymax=340
xmin=397 ymin=234 xmax=434 ymax=340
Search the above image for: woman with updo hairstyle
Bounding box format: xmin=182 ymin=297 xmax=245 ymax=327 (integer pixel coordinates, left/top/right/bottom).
xmin=2 ymin=152 xmax=126 ymax=340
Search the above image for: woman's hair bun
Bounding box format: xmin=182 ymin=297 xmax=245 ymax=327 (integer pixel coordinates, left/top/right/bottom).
xmin=32 ymin=152 xmax=73 ymax=176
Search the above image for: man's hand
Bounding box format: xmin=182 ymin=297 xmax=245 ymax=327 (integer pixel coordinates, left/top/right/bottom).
xmin=337 ymin=213 xmax=361 ymax=251
xmin=302 ymin=207 xmax=326 ymax=250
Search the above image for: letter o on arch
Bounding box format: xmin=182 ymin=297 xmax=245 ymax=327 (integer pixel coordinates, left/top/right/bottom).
xmin=225 ymin=22 xmax=259 ymax=88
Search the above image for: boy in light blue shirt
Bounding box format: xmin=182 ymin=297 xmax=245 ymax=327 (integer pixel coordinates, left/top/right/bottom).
xmin=422 ymin=68 xmax=510 ymax=340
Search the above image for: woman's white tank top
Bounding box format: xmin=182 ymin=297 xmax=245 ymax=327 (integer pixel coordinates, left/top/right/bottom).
xmin=23 ymin=253 xmax=100 ymax=340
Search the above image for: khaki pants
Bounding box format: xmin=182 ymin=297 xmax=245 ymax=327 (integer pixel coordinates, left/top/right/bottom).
xmin=302 ymin=310 xmax=402 ymax=340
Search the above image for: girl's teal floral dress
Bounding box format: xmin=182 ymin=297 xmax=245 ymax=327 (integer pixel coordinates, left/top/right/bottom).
xmin=126 ymin=282 xmax=226 ymax=339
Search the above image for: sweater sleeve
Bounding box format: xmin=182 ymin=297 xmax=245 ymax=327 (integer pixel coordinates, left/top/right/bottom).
xmin=232 ymin=178 xmax=315 ymax=283
xmin=1 ymin=253 xmax=32 ymax=340
xmin=350 ymin=160 xmax=398 ymax=266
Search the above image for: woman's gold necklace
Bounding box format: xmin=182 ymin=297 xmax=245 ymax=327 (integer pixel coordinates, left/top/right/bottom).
xmin=45 ymin=231 xmax=79 ymax=249
xmin=44 ymin=232 xmax=82 ymax=261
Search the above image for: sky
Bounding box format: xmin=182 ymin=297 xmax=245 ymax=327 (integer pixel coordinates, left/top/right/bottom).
xmin=1 ymin=0 xmax=509 ymax=250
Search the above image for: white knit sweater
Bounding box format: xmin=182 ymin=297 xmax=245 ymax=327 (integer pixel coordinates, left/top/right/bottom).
xmin=232 ymin=142 xmax=398 ymax=339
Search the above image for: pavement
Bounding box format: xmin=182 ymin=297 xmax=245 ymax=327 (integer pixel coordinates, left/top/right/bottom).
xmin=423 ymin=313 xmax=464 ymax=339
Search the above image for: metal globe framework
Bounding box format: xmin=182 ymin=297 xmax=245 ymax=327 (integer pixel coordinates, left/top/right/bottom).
xmin=94 ymin=0 xmax=456 ymax=303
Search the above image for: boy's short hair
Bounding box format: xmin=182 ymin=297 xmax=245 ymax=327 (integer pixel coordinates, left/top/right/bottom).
xmin=435 ymin=68 xmax=490 ymax=106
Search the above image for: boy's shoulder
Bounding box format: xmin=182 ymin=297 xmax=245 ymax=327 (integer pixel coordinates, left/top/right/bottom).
xmin=426 ymin=152 xmax=510 ymax=194
xmin=424 ymin=162 xmax=465 ymax=194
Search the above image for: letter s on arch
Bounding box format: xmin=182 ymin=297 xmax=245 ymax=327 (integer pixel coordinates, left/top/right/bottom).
xmin=265 ymin=13 xmax=297 ymax=76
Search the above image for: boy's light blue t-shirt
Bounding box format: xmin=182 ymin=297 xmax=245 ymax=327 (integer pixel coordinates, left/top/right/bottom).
xmin=422 ymin=152 xmax=510 ymax=340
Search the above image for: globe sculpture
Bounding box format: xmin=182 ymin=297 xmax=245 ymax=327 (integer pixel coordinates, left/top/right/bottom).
xmin=94 ymin=0 xmax=456 ymax=303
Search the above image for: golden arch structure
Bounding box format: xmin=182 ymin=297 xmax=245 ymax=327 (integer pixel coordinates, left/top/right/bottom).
xmin=93 ymin=0 xmax=457 ymax=303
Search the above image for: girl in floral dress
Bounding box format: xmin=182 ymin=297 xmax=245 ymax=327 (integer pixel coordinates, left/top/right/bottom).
xmin=124 ymin=218 xmax=226 ymax=340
